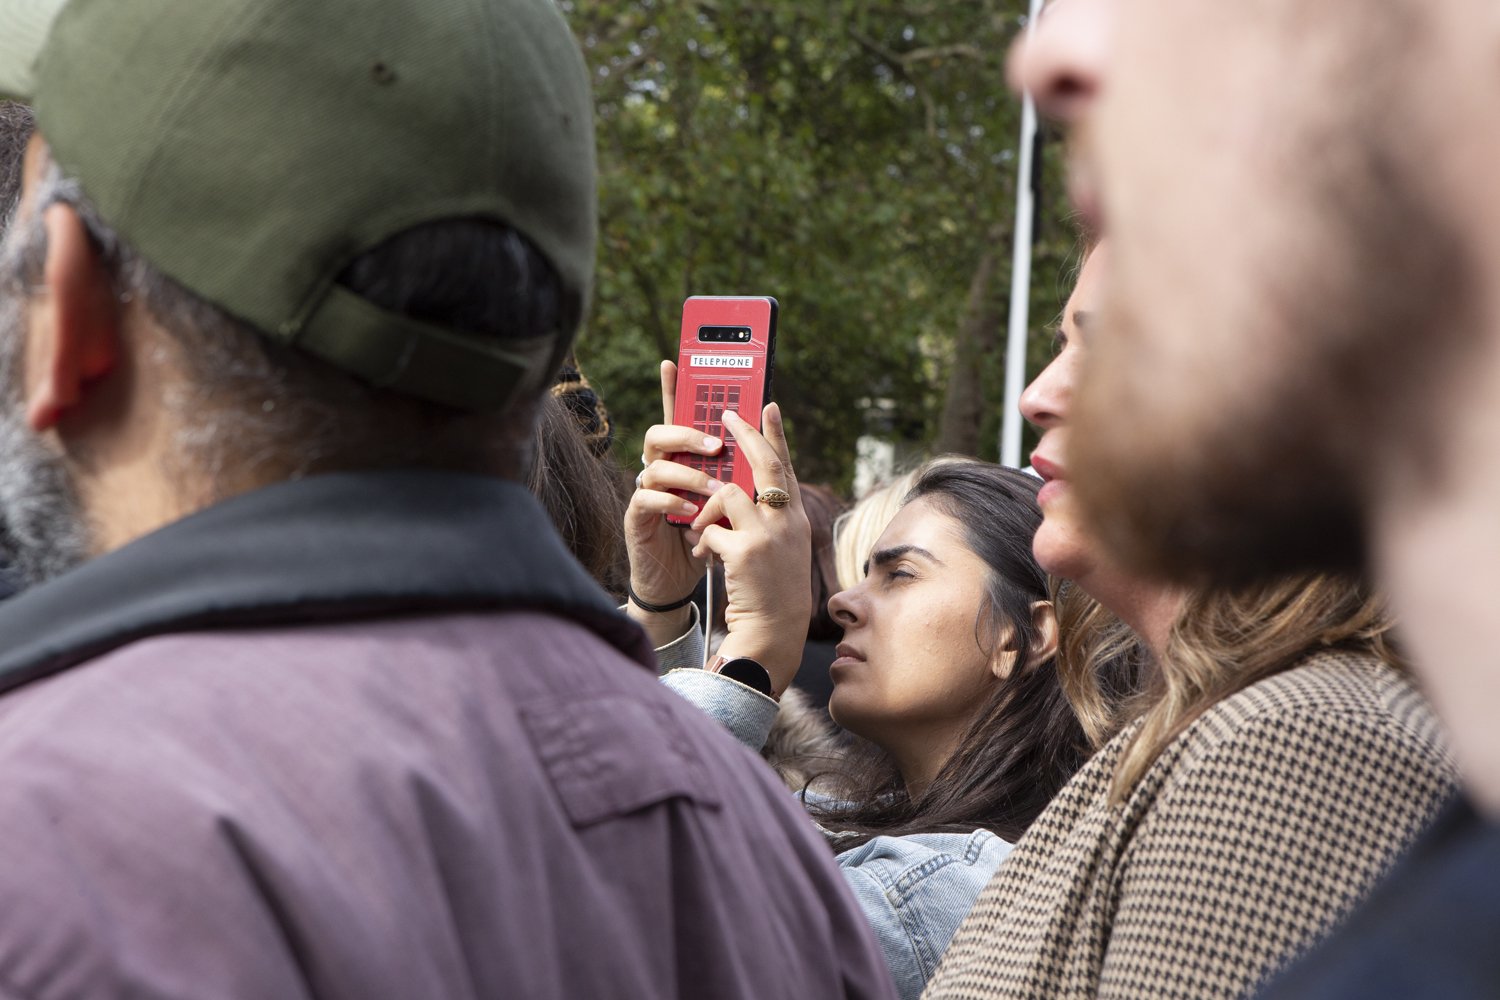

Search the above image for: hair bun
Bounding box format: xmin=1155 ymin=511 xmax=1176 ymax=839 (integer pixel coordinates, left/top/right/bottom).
xmin=551 ymin=360 xmax=614 ymax=457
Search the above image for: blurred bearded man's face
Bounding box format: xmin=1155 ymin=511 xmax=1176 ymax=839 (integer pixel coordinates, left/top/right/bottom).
xmin=0 ymin=144 xmax=91 ymax=588
xmin=1011 ymin=0 xmax=1486 ymax=583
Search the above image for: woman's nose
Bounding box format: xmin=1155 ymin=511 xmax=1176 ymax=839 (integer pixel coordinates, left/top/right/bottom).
xmin=1021 ymin=353 xmax=1070 ymax=430
xmin=827 ymin=586 xmax=861 ymax=627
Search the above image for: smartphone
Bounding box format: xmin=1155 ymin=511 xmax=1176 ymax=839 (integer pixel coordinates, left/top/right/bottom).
xmin=665 ymin=295 xmax=779 ymax=527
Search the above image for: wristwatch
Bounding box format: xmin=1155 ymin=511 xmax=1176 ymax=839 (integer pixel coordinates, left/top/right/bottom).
xmin=707 ymin=654 xmax=777 ymax=700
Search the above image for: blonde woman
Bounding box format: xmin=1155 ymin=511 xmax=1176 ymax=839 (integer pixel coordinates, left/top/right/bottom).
xmin=833 ymin=456 xmax=971 ymax=592
xmin=925 ymin=242 xmax=1460 ymax=1000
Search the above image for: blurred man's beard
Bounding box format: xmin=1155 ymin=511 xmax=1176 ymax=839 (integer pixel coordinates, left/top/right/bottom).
xmin=1068 ymin=145 xmax=1472 ymax=587
xmin=0 ymin=258 xmax=91 ymax=589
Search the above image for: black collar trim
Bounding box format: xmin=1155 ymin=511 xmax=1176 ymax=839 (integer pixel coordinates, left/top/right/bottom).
xmin=0 ymin=470 xmax=652 ymax=694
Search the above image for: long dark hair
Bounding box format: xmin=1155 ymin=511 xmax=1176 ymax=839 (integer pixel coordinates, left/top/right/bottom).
xmin=810 ymin=461 xmax=1095 ymax=845
xmin=526 ymin=391 xmax=631 ymax=599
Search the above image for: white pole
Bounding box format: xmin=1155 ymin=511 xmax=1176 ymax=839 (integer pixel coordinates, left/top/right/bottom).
xmin=1000 ymin=0 xmax=1045 ymax=469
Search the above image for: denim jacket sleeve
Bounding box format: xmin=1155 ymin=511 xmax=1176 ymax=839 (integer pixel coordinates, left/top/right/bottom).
xmin=835 ymin=831 xmax=1013 ymax=1000
xmin=641 ymin=605 xmax=781 ymax=751
xmin=650 ymin=603 xmax=706 ymax=674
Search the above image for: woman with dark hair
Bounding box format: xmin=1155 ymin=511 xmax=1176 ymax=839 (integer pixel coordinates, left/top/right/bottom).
xmin=810 ymin=460 xmax=1090 ymax=846
xmin=624 ymin=362 xmax=1131 ymax=999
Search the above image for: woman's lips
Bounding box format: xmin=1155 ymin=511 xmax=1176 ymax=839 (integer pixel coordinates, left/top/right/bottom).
xmin=1030 ymin=454 xmax=1064 ymax=482
xmin=1030 ymin=454 xmax=1067 ymax=507
xmin=831 ymin=643 xmax=865 ymax=673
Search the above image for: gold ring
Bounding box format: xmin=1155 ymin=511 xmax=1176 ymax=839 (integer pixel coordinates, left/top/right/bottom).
xmin=757 ymin=487 xmax=792 ymax=509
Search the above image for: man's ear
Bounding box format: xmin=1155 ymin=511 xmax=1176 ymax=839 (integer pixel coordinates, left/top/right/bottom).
xmin=26 ymin=202 xmax=121 ymax=432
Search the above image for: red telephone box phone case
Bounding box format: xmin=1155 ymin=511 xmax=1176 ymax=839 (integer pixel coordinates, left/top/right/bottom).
xmin=666 ymin=295 xmax=778 ymax=527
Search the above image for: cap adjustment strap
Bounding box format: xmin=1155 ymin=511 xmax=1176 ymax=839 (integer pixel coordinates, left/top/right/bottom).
xmin=291 ymin=285 xmax=558 ymax=412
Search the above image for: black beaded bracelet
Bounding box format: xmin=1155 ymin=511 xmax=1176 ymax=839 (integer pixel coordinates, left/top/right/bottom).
xmin=626 ymin=580 xmax=695 ymax=614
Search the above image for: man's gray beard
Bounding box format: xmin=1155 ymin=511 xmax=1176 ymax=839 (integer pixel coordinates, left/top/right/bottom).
xmin=0 ymin=270 xmax=91 ymax=589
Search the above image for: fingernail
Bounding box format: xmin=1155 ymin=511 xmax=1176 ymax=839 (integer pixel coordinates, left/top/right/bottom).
xmin=705 ymin=478 xmax=725 ymax=493
xmin=722 ymin=410 xmax=740 ymax=423
xmin=679 ymin=501 xmax=699 ymax=515
xmin=703 ymin=436 xmax=722 ymax=450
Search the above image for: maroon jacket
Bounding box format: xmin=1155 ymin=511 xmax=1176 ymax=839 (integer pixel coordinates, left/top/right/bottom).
xmin=0 ymin=471 xmax=896 ymax=1000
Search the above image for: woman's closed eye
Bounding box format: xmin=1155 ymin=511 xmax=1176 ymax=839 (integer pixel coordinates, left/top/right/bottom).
xmin=868 ymin=544 xmax=942 ymax=586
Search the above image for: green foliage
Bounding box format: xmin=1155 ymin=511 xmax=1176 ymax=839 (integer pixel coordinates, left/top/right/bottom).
xmin=566 ymin=0 xmax=1077 ymax=490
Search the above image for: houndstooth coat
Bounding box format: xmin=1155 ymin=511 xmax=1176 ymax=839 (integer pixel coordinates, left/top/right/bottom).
xmin=923 ymin=651 xmax=1459 ymax=1000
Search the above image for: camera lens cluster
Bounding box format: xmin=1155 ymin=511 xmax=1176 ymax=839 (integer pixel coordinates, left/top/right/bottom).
xmin=699 ymin=326 xmax=753 ymax=343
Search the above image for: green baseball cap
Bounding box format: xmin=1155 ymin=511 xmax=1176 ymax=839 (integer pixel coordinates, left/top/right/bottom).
xmin=0 ymin=0 xmax=597 ymax=411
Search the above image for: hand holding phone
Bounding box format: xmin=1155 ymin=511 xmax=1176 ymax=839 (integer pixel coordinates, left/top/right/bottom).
xmin=685 ymin=404 xmax=812 ymax=695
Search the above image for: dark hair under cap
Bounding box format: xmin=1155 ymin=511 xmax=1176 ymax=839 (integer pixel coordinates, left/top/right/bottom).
xmin=551 ymin=359 xmax=616 ymax=458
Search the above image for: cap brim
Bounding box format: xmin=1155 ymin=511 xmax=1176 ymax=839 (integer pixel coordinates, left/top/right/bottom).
xmin=0 ymin=0 xmax=69 ymax=101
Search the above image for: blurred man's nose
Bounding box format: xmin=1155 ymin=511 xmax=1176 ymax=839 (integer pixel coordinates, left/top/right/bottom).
xmin=1008 ymin=0 xmax=1112 ymax=124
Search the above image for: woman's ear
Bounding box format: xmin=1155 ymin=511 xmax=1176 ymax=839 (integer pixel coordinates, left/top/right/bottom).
xmin=988 ymin=599 xmax=1061 ymax=680
xmin=1024 ymin=599 xmax=1059 ymax=671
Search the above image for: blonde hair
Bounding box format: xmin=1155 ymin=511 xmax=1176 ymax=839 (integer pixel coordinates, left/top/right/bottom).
xmin=1108 ymin=573 xmax=1399 ymax=803
xmin=1052 ymin=577 xmax=1145 ymax=750
xmin=833 ymin=455 xmax=971 ymax=590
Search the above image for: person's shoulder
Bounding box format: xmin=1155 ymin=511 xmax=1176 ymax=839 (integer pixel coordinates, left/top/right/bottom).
xmin=1259 ymin=799 xmax=1500 ymax=998
xmin=838 ymin=829 xmax=1011 ymax=882
xmin=837 ymin=830 xmax=1012 ymax=914
xmin=1178 ymin=650 xmax=1449 ymax=766
xmin=1233 ymin=649 xmax=1431 ymax=719
xmin=837 ymin=829 xmax=1013 ymax=1000
xmin=1139 ymin=650 xmax=1458 ymax=824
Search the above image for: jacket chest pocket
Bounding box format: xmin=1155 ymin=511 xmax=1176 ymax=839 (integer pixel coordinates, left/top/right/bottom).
xmin=521 ymin=695 xmax=721 ymax=828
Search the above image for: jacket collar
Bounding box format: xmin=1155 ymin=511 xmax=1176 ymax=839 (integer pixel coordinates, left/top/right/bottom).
xmin=0 ymin=469 xmax=652 ymax=695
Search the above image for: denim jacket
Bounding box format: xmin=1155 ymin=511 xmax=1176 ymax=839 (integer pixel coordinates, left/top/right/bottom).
xmin=653 ymin=613 xmax=1012 ymax=1000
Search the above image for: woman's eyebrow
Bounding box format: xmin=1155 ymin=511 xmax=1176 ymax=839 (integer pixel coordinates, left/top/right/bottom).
xmin=869 ymin=544 xmax=943 ymax=569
